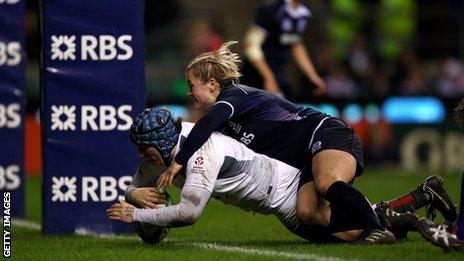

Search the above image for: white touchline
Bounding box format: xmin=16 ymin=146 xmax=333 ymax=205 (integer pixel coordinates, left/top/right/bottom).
xmin=13 ymin=219 xmax=41 ymax=231
xmin=179 ymin=242 xmax=351 ymax=261
xmin=13 ymin=219 xmax=353 ymax=261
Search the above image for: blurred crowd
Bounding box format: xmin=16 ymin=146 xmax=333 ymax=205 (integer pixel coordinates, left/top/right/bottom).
xmin=316 ymin=38 xmax=464 ymax=100
xmin=19 ymin=0 xmax=464 ymax=167
xmin=22 ymin=0 xmax=464 ymax=103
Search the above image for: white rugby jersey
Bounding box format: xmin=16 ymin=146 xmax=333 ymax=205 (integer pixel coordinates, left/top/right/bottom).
xmin=132 ymin=122 xmax=301 ymax=231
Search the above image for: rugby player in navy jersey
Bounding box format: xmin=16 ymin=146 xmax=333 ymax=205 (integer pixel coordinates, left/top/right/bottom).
xmin=155 ymin=41 xmax=455 ymax=244
xmin=241 ymin=0 xmax=326 ymax=99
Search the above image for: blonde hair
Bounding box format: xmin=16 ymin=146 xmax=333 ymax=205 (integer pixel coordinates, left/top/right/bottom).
xmin=185 ymin=41 xmax=242 ymax=87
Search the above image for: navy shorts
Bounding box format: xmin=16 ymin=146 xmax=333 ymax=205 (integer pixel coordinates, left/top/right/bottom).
xmin=299 ymin=117 xmax=364 ymax=186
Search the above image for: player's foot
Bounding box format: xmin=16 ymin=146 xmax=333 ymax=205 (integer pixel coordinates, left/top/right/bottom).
xmin=417 ymin=218 xmax=464 ymax=252
xmin=352 ymin=228 xmax=397 ymax=245
xmin=375 ymin=203 xmax=419 ymax=240
xmin=422 ymin=175 xmax=458 ymax=223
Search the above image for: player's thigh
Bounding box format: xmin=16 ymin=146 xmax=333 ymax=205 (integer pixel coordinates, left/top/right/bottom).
xmin=312 ymin=149 xmax=357 ymax=194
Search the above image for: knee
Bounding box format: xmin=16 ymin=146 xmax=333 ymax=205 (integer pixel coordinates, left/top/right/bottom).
xmin=315 ymin=178 xmax=336 ymax=195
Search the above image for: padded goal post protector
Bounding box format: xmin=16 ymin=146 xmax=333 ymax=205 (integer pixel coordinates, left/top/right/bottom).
xmin=0 ymin=0 xmax=25 ymax=217
xmin=41 ymin=0 xmax=146 ymax=234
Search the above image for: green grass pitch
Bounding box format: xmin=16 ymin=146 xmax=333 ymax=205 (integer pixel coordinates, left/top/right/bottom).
xmin=10 ymin=169 xmax=464 ymax=260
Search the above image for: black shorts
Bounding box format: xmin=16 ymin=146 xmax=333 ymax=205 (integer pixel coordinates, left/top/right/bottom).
xmin=299 ymin=117 xmax=364 ymax=185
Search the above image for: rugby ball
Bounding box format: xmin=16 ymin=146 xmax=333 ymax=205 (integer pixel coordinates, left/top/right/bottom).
xmin=135 ymin=193 xmax=173 ymax=244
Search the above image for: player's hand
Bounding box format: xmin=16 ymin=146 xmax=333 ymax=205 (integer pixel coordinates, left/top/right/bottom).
xmin=156 ymin=161 xmax=182 ymax=190
xmin=106 ymin=201 xmax=136 ymax=223
xmin=131 ymin=187 xmax=166 ymax=209
xmin=310 ymin=75 xmax=326 ymax=96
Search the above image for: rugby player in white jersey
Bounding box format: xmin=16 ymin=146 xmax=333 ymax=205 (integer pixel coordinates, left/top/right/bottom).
xmin=107 ymin=107 xmax=456 ymax=244
xmin=107 ymin=107 xmax=370 ymax=242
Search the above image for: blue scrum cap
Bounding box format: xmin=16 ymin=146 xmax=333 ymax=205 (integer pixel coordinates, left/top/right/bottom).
xmin=130 ymin=107 xmax=179 ymax=163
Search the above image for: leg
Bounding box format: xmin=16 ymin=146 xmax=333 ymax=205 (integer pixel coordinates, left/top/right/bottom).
xmin=297 ymin=180 xmax=371 ymax=242
xmin=313 ymin=149 xmax=382 ymax=231
xmin=297 ymin=182 xmax=330 ymax=227
xmin=312 ymin=149 xmax=356 ymax=194
xmin=458 ymin=171 xmax=464 ymax=240
xmin=384 ymin=175 xmax=457 ymax=223
xmin=312 ymin=149 xmax=395 ymax=244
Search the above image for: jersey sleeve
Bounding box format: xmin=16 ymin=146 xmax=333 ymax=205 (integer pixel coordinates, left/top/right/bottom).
xmin=133 ymin=185 xmax=212 ymax=227
xmin=174 ymin=103 xmax=231 ymax=165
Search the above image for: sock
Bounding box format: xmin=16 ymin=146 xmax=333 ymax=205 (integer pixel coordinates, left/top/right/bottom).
xmin=457 ymin=171 xmax=464 ymax=240
xmin=327 ymin=204 xmax=363 ymax=233
xmin=387 ymin=187 xmax=433 ymax=213
xmin=325 ymin=181 xmax=383 ymax=231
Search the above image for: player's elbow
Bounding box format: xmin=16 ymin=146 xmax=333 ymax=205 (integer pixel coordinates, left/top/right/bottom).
xmin=181 ymin=212 xmax=200 ymax=226
xmin=175 ymin=204 xmax=201 ymax=225
xmin=243 ymin=27 xmax=265 ymax=61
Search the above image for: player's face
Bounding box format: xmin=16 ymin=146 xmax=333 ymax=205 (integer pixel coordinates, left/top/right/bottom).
xmin=186 ymin=71 xmax=217 ymax=109
xmin=138 ymin=146 xmax=164 ymax=166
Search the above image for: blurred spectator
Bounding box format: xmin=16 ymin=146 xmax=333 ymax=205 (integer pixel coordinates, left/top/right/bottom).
xmin=241 ymin=0 xmax=326 ymax=100
xmin=436 ymin=57 xmax=464 ymax=98
xmin=368 ymin=71 xmax=391 ymax=99
xmin=389 ymin=50 xmax=420 ymax=94
xmin=187 ymin=17 xmax=224 ymax=57
xmin=347 ymin=36 xmax=371 ymax=81
xmin=325 ymin=65 xmax=360 ymax=99
xmin=314 ymin=38 xmax=335 ymax=77
xmin=398 ymin=66 xmax=429 ymax=95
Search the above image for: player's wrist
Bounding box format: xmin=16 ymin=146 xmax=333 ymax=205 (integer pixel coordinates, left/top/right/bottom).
xmin=125 ymin=186 xmax=137 ymax=205
xmin=132 ymin=208 xmax=142 ymax=223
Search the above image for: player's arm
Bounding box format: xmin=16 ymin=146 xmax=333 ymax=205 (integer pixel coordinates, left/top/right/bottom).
xmin=109 ymin=146 xmax=222 ymax=227
xmin=243 ymin=26 xmax=281 ymax=95
xmin=174 ymin=103 xmax=231 ymax=165
xmin=290 ymin=41 xmax=326 ymax=95
xmin=125 ymin=160 xmax=167 ymax=208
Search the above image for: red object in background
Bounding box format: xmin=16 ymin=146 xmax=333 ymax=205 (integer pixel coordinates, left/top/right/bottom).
xmin=349 ymin=118 xmax=370 ymax=146
xmin=25 ymin=115 xmax=41 ymax=175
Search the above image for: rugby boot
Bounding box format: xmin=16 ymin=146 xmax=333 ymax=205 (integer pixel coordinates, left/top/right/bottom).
xmin=375 ymin=202 xmax=419 ymax=240
xmin=418 ymin=218 xmax=464 ymax=252
xmin=422 ymin=175 xmax=458 ymax=223
xmin=352 ymin=228 xmax=397 ymax=245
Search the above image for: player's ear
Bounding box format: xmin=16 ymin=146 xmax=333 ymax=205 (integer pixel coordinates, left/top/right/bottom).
xmin=207 ymin=78 xmax=219 ymax=91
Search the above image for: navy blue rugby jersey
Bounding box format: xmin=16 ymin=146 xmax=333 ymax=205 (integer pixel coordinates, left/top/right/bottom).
xmin=255 ymin=0 xmax=311 ymax=79
xmin=175 ymin=82 xmax=328 ymax=168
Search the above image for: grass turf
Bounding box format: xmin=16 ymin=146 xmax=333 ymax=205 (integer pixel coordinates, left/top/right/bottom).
xmin=10 ymin=168 xmax=464 ymax=260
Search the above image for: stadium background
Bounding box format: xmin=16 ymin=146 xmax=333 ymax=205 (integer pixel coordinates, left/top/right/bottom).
xmin=22 ymin=0 xmax=464 ymax=174
xmin=2 ymin=0 xmax=464 ymax=259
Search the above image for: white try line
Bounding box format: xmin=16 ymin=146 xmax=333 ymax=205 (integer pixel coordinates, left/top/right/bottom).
xmin=13 ymin=219 xmax=353 ymax=261
xmin=177 ymin=242 xmax=350 ymax=261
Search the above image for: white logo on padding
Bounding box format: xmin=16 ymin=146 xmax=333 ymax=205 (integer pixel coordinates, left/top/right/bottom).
xmin=51 ymin=35 xmax=76 ymax=60
xmin=52 ymin=176 xmax=77 ymax=202
xmin=51 ymin=105 xmax=76 ymax=131
xmin=311 ymin=141 xmax=322 ymax=154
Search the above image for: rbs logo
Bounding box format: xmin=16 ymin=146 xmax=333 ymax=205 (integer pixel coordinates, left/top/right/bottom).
xmin=50 ymin=34 xmax=133 ymax=61
xmin=0 ymin=103 xmax=21 ymax=129
xmin=51 ymin=175 xmax=132 ymax=202
xmin=0 ymin=165 xmax=21 ymax=190
xmin=0 ymin=41 xmax=21 ymax=66
xmin=50 ymin=104 xmax=132 ymax=131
